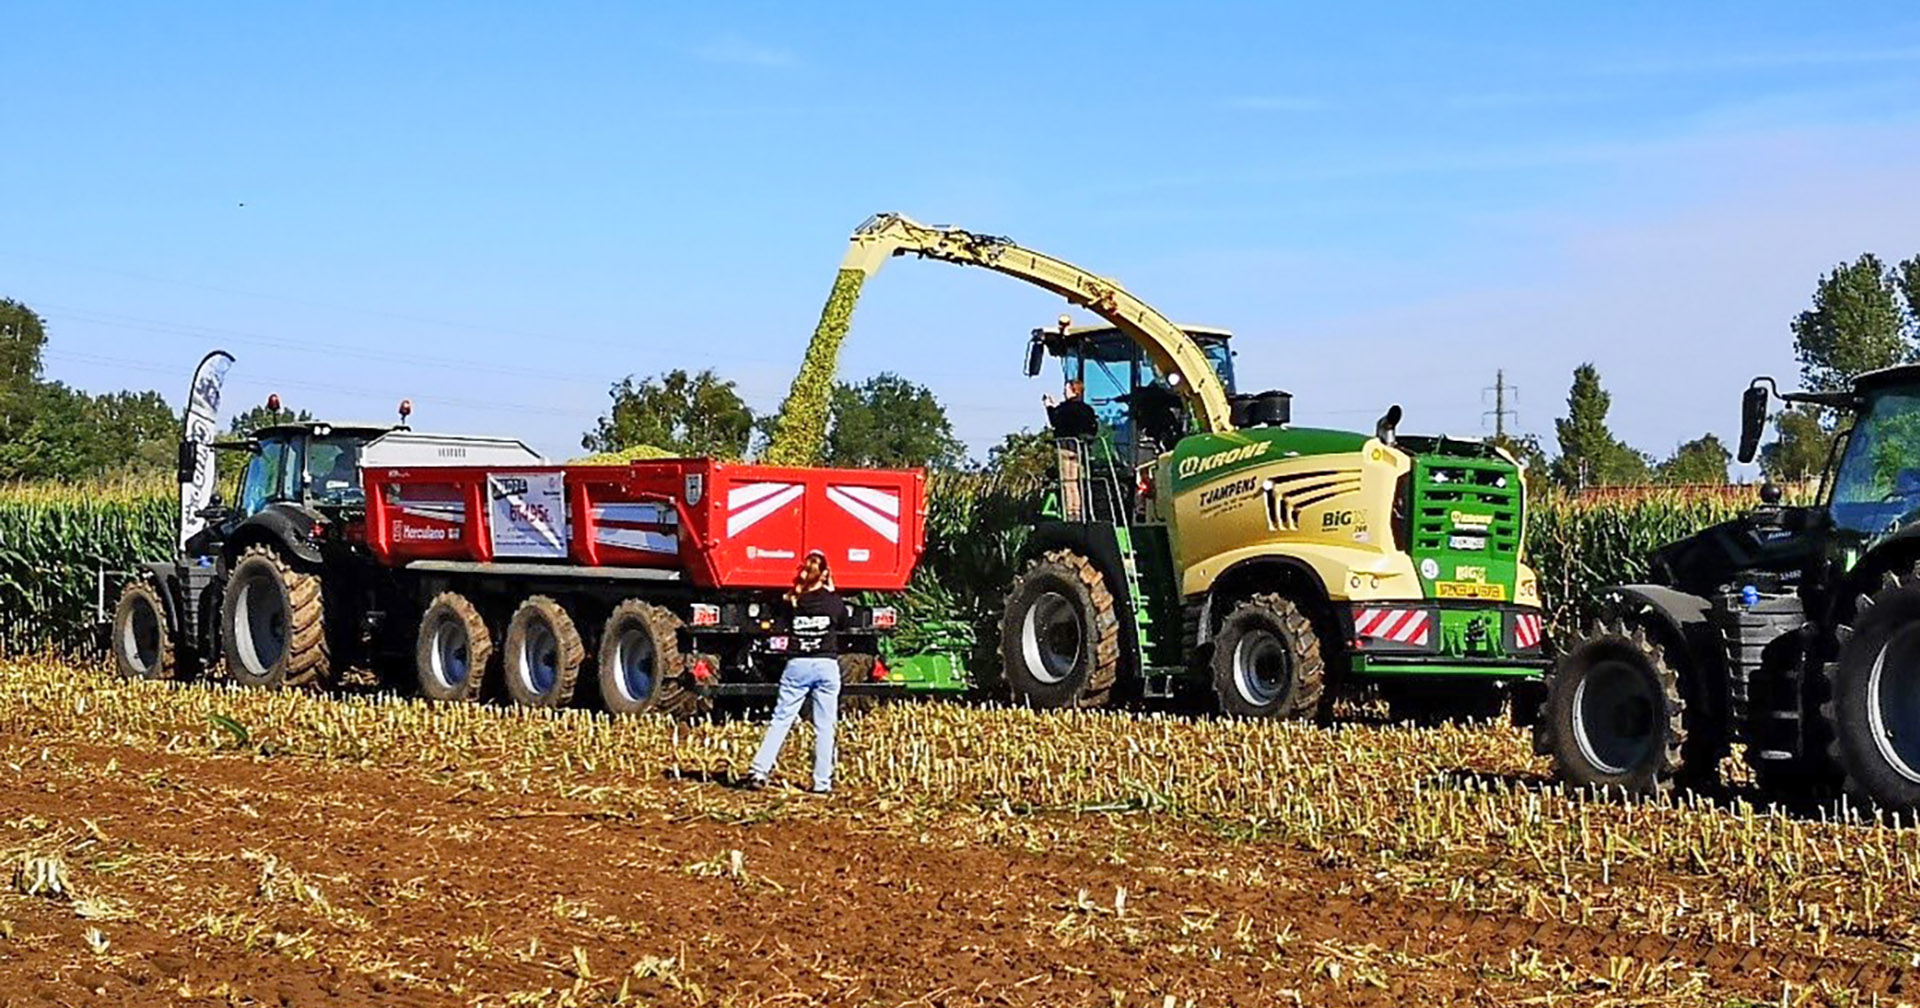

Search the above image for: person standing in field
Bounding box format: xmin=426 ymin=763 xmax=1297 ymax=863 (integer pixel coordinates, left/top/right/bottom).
xmin=744 ymin=549 xmax=847 ymax=794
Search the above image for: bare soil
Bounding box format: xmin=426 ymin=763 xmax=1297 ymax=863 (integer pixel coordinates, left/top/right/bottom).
xmin=1 ymin=727 xmax=1912 ymax=1007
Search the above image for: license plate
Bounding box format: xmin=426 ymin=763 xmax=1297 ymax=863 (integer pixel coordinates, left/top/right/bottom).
xmin=1435 ymin=581 xmax=1507 ymax=600
xmin=1448 ymin=534 xmax=1487 ymax=550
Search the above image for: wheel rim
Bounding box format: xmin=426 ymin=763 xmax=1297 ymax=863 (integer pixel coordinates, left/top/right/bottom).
xmin=519 ymin=618 xmax=559 ymax=696
xmin=121 ymin=596 xmax=161 ymax=673
xmin=1570 ymin=657 xmax=1659 ymax=775
xmin=426 ymin=615 xmax=471 ymax=690
xmin=1867 ymin=624 xmax=1920 ymax=783
xmin=1231 ymin=629 xmax=1292 ymax=707
xmin=611 ymin=626 xmax=656 ymax=703
xmin=1019 ymin=591 xmax=1083 ymax=685
xmin=233 ymin=568 xmax=288 ymax=676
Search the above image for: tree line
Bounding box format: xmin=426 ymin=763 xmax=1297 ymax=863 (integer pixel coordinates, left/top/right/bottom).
xmin=3 ymin=249 xmax=1917 ymax=486
xmin=1538 ymin=252 xmax=1920 ymax=490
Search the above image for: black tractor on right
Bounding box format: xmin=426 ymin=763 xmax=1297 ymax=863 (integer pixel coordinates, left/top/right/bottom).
xmin=1538 ymin=365 xmax=1920 ymax=813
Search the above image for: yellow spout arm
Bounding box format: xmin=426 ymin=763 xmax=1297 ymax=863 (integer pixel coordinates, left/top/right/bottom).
xmin=841 ymin=213 xmax=1237 ymax=434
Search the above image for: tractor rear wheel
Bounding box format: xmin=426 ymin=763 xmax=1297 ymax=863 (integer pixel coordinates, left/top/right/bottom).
xmin=597 ymin=599 xmax=705 ymax=717
xmin=1535 ymin=620 xmax=1685 ymax=795
xmin=222 ymin=545 xmax=330 ymax=689
xmin=111 ymin=580 xmax=177 ymax=681
xmin=503 ymin=595 xmax=584 ymax=708
xmin=1210 ymin=594 xmax=1324 ymax=719
xmin=1822 ymin=567 xmax=1920 ymax=814
xmin=998 ymin=550 xmax=1121 ymax=709
xmin=415 ymin=592 xmax=491 ymax=703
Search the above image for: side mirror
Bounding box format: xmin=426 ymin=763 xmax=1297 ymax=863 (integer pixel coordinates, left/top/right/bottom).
xmin=1738 ymin=381 xmax=1772 ymax=464
xmin=176 ymin=439 xmax=198 ymax=485
xmin=1024 ymin=336 xmax=1046 ymax=377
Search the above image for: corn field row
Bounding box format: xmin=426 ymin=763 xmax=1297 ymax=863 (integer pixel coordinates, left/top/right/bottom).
xmin=0 ymin=479 xmax=1750 ymax=659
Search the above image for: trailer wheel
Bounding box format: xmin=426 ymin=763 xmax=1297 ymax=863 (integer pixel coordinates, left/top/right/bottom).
xmin=1536 ymin=620 xmax=1685 ymax=795
xmin=597 ymin=599 xmax=700 ymax=716
xmin=998 ymin=550 xmax=1121 ymax=708
xmin=221 ymin=545 xmax=330 ymax=689
xmin=837 ymin=652 xmax=882 ymax=716
xmin=1210 ymin=594 xmax=1324 ymax=719
xmin=503 ymin=595 xmax=584 ymax=708
xmin=415 ymin=592 xmax=492 ymax=703
xmin=112 ymin=580 xmax=177 ymax=681
xmin=1822 ymin=566 xmax=1920 ymax=813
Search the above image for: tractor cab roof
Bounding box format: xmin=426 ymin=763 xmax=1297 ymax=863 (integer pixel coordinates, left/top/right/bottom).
xmin=1853 ymin=364 xmax=1920 ymax=393
xmin=244 ymin=421 xmax=401 ymax=441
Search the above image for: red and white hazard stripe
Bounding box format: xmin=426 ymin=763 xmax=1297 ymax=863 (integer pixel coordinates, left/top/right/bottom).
xmin=1513 ymin=612 xmax=1544 ymax=650
xmin=1352 ymin=606 xmax=1432 ymax=647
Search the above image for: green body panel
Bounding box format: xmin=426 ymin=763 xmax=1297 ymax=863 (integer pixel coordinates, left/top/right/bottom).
xmin=1406 ymin=454 xmax=1523 ymax=603
xmin=879 ymin=620 xmax=971 ymax=693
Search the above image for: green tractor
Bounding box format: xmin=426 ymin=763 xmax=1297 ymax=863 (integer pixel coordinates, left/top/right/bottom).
xmin=1538 ymin=365 xmax=1920 ymax=811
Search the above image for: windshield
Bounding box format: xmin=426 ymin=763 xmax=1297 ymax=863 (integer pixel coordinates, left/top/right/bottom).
xmin=1829 ymin=387 xmax=1920 ymax=536
xmin=237 ymin=436 xmax=303 ymax=517
xmin=306 ymin=436 xmax=366 ymax=506
xmin=1197 ymin=337 xmax=1236 ymax=394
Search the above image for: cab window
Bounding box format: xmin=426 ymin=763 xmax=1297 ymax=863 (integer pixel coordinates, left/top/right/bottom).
xmin=1829 ymin=389 xmax=1920 ymax=536
xmin=305 ymin=437 xmax=365 ymax=505
xmin=235 ymin=436 xmax=303 ymax=516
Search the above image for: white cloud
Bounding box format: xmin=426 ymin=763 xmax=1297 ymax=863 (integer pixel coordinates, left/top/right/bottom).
xmin=692 ymin=36 xmax=798 ymax=69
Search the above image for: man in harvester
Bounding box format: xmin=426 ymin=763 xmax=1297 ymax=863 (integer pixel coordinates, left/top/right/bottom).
xmin=744 ymin=549 xmax=848 ymax=794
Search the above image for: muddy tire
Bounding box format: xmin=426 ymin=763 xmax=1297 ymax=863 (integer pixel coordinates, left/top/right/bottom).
xmin=998 ymin=550 xmax=1121 ymax=708
xmin=111 ymin=580 xmax=177 ymax=681
xmin=1534 ymin=620 xmax=1685 ymax=795
xmin=1210 ymin=594 xmax=1324 ymax=719
xmin=597 ymin=599 xmax=704 ymax=717
xmin=837 ymin=652 xmax=881 ymax=716
xmin=502 ymin=596 xmax=584 ymax=708
xmin=415 ymin=592 xmax=491 ymax=703
xmin=221 ymin=545 xmax=330 ymax=689
xmin=1821 ymin=567 xmax=1920 ymax=813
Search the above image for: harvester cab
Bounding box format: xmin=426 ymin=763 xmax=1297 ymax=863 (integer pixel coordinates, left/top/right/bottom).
xmin=1028 ymin=319 xmax=1241 ymax=465
xmin=1541 ymin=364 xmax=1920 ymax=812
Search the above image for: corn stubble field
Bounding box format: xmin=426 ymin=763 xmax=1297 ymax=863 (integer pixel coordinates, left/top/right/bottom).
xmin=1 ymin=654 xmax=1918 ymax=1007
xmin=6 ymin=481 xmax=1904 ymax=1005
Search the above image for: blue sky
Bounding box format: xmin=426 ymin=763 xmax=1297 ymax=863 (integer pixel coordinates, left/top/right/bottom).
xmin=6 ymin=3 xmax=1920 ymax=469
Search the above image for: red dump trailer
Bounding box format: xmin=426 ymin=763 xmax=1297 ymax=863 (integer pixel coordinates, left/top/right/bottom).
xmin=110 ymin=413 xmax=930 ymax=717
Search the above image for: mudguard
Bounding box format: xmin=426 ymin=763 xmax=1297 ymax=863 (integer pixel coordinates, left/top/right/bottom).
xmin=227 ymin=504 xmax=325 ymax=566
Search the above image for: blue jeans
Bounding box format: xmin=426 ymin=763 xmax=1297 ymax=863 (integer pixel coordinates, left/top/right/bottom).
xmin=749 ymin=656 xmax=840 ymax=791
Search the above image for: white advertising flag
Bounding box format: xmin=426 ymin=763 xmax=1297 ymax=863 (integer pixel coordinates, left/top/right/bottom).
xmin=178 ymin=350 xmax=235 ymax=552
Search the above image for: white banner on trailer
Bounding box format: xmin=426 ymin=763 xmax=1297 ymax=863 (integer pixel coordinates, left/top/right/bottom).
xmin=487 ymin=472 xmax=568 ymax=559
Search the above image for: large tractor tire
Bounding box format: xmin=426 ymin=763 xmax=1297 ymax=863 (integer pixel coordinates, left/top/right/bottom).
xmin=596 ymin=599 xmax=707 ymax=718
xmin=503 ymin=595 xmax=585 ymax=708
xmin=836 ymin=652 xmax=882 ymax=716
xmin=415 ymin=592 xmax=492 ymax=703
xmin=1534 ymin=620 xmax=1686 ymax=795
xmin=221 ymin=545 xmax=330 ymax=689
xmin=1821 ymin=567 xmax=1920 ymax=814
xmin=111 ymin=580 xmax=177 ymax=681
xmin=1209 ymin=593 xmax=1325 ymax=719
xmin=998 ymin=550 xmax=1121 ymax=709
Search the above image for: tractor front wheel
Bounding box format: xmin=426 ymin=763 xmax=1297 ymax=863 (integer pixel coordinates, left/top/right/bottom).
xmin=998 ymin=550 xmax=1121 ymax=709
xmin=1209 ymin=594 xmax=1324 ymax=719
xmin=1535 ymin=620 xmax=1685 ymax=795
xmin=111 ymin=580 xmax=177 ymax=681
